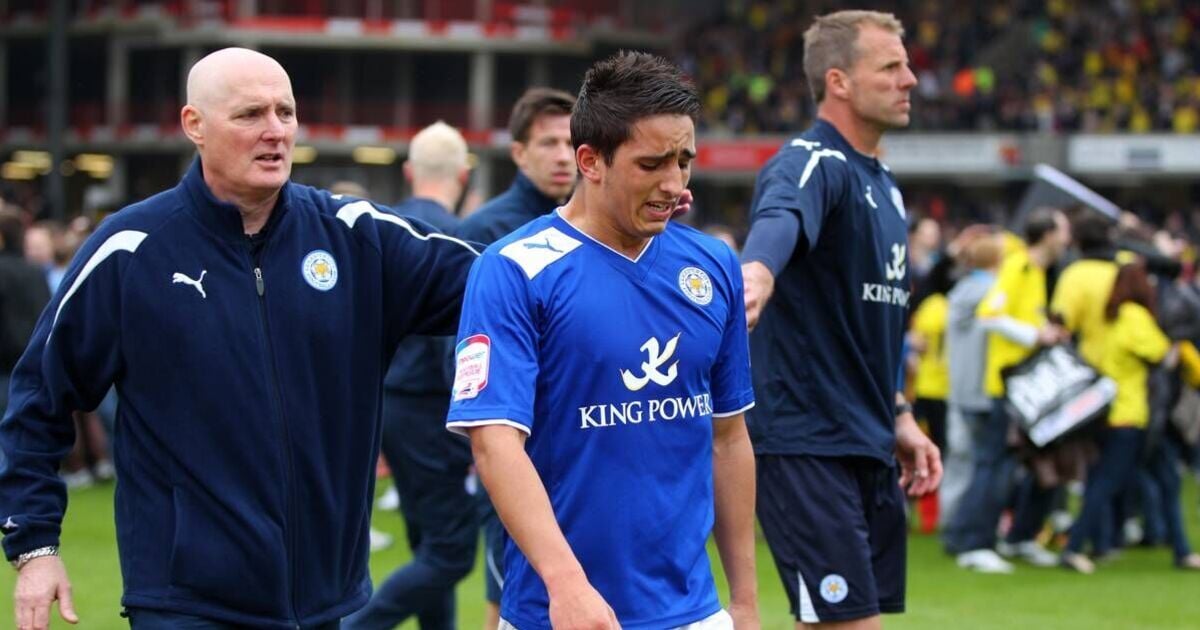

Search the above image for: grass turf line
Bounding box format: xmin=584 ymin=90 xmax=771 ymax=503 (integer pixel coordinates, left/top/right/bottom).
xmin=2 ymin=479 xmax=1198 ymax=629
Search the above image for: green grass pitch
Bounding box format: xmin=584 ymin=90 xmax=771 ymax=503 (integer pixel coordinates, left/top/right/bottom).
xmin=3 ymin=480 xmax=1199 ymax=628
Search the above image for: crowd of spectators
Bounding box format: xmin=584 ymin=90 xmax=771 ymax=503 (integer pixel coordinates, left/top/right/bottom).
xmin=677 ymin=0 xmax=1200 ymax=134
xmin=0 ymin=194 xmax=115 ymax=489
xmin=903 ymin=206 xmax=1200 ymax=574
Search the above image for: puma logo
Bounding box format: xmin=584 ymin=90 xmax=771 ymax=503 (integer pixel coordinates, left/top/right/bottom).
xmin=172 ymin=270 xmax=208 ymax=299
xmin=523 ymin=238 xmax=563 ymax=254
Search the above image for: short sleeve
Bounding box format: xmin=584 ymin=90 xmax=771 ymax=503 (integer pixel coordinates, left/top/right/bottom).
xmin=749 ymin=144 xmax=848 ymax=250
xmin=445 ymin=253 xmax=541 ymax=436
xmin=710 ymin=248 xmax=755 ymax=417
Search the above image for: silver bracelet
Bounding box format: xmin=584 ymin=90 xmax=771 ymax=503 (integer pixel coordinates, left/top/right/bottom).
xmin=12 ymin=545 xmax=58 ymax=571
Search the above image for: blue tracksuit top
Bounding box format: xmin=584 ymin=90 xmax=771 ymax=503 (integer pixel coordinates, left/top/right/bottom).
xmin=0 ymin=159 xmax=479 ymax=628
xmin=382 ymin=197 xmax=461 ymax=395
xmin=455 ymin=171 xmax=561 ymax=245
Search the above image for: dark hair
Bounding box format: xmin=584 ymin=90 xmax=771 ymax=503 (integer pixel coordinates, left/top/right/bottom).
xmin=571 ymin=51 xmax=700 ymax=164
xmin=508 ymin=87 xmax=575 ymax=144
xmin=1105 ymin=262 xmax=1156 ymax=321
xmin=1071 ymin=211 xmax=1115 ymax=254
xmin=1023 ymin=207 xmax=1061 ymax=245
xmin=0 ymin=208 xmax=24 ymax=253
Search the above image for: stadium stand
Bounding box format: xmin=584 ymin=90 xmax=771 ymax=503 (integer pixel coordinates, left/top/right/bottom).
xmin=681 ymin=0 xmax=1200 ymax=134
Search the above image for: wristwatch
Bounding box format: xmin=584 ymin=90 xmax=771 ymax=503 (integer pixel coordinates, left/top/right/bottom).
xmin=11 ymin=545 xmax=58 ymax=571
xmin=894 ymin=401 xmax=914 ymax=417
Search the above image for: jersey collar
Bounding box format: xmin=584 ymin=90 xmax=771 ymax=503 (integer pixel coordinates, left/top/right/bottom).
xmin=180 ymin=158 xmax=293 ymax=244
xmin=552 ymin=209 xmax=662 ymax=282
xmin=813 ymin=118 xmax=886 ymax=172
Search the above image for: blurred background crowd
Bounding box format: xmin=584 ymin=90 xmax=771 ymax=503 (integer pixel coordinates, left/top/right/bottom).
xmin=680 ymin=0 xmax=1200 ymax=134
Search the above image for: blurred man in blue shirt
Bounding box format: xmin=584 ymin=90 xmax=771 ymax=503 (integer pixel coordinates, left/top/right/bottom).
xmin=457 ymin=87 xmax=576 ymax=245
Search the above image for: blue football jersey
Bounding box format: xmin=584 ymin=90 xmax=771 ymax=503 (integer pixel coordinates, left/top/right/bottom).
xmin=746 ymin=119 xmax=910 ymax=463
xmin=446 ymin=211 xmax=754 ymax=630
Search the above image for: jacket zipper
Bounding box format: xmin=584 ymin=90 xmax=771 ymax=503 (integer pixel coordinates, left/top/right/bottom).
xmin=251 ymin=254 xmax=302 ymax=628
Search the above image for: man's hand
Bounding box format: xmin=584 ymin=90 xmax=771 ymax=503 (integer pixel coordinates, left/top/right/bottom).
xmin=1036 ymin=324 xmax=1068 ymax=346
xmin=946 ymin=223 xmax=994 ymax=261
xmin=14 ymin=555 xmax=78 ymax=630
xmin=742 ymin=261 xmax=775 ymax=331
xmin=895 ymin=412 xmax=942 ymax=497
xmin=728 ymin=601 xmax=761 ymax=630
xmin=547 ymin=576 xmax=619 ymax=630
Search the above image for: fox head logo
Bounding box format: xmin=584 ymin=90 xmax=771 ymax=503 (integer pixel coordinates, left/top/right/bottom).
xmin=885 ymin=244 xmax=906 ymax=282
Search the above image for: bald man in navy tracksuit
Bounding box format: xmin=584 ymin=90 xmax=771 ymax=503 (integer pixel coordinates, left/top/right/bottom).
xmin=0 ymin=48 xmax=479 ymax=630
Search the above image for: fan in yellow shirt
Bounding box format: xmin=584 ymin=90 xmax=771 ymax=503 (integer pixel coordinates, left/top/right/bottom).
xmin=1062 ymin=262 xmax=1179 ymax=573
xmin=910 ymin=290 xmax=950 ymax=535
xmin=971 ymin=208 xmax=1071 ymax=565
xmin=1102 ymin=300 xmax=1171 ymax=428
xmin=911 ymin=295 xmax=950 ymax=398
xmin=976 ymin=210 xmax=1071 ymax=398
xmin=1051 ymin=210 xmax=1141 ymax=371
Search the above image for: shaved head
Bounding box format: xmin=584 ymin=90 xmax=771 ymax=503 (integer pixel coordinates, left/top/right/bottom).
xmin=186 ymin=47 xmax=291 ymax=111
xmin=180 ymin=47 xmax=297 ymax=220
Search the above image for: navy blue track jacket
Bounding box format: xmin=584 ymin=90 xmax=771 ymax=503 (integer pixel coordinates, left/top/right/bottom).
xmin=0 ymin=160 xmax=479 ymax=627
xmin=455 ymin=171 xmax=560 ymax=245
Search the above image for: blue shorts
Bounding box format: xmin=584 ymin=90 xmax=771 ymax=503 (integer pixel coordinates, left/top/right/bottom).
xmin=756 ymin=455 xmax=906 ymax=623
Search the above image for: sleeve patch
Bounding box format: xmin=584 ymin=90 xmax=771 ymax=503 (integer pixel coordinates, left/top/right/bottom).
xmin=453 ymin=334 xmax=491 ymax=401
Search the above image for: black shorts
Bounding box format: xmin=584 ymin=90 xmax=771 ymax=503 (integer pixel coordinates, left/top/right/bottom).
xmin=756 ymin=454 xmax=907 ymax=623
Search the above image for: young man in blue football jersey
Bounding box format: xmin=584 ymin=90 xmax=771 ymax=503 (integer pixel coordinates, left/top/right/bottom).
xmin=740 ymin=11 xmax=942 ymax=629
xmin=447 ymin=51 xmax=759 ymax=630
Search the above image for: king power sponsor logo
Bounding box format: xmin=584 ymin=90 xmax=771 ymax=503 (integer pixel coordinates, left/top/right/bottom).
xmin=579 ymin=333 xmax=713 ymax=429
xmin=578 ymin=394 xmax=715 ymax=429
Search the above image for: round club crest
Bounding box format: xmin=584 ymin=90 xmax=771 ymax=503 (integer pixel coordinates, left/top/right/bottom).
xmin=819 ymin=574 xmax=849 ymax=604
xmin=301 ymin=249 xmax=338 ymax=291
xmin=678 ymin=266 xmax=713 ymax=306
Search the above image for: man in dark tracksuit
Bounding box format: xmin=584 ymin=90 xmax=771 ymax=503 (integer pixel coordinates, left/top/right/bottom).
xmin=0 ymin=49 xmax=479 ymax=630
xmin=345 ymin=122 xmax=476 ymax=630
xmin=454 ymin=87 xmax=576 ymax=627
xmin=0 ymin=210 xmax=51 ymax=414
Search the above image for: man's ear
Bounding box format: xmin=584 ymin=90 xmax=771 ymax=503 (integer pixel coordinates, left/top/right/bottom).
xmin=402 ymin=161 xmax=414 ymax=184
xmin=181 ymin=105 xmax=204 ymax=148
xmin=576 ymin=144 xmax=604 ymax=184
xmin=510 ymin=141 xmax=526 ymax=170
xmin=825 ymin=68 xmax=851 ymax=101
